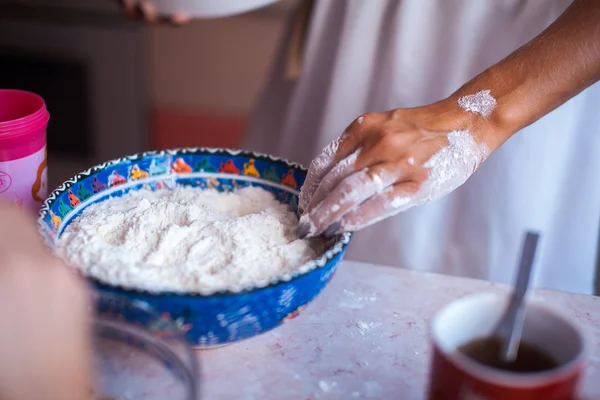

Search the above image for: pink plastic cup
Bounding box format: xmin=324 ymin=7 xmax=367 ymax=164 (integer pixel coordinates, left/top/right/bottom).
xmin=0 ymin=89 xmax=50 ymax=214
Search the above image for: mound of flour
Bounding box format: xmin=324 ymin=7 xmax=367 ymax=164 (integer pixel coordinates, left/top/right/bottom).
xmin=58 ymin=186 xmax=321 ymax=294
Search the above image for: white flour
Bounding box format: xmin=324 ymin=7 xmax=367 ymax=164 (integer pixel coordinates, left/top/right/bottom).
xmin=58 ymin=186 xmax=320 ymax=294
xmin=458 ymin=89 xmax=497 ymax=117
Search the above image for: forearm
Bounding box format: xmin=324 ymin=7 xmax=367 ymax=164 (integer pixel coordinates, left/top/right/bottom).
xmin=452 ymin=0 xmax=600 ymax=151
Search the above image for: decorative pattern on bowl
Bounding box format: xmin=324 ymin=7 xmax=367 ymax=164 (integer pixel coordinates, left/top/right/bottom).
xmin=38 ymin=148 xmax=351 ymax=348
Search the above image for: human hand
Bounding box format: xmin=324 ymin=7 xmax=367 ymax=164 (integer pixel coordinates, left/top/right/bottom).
xmin=298 ymin=97 xmax=500 ymax=237
xmin=297 ymin=0 xmax=600 ymax=239
xmin=0 ymin=203 xmax=92 ymax=400
xmin=119 ymin=0 xmax=190 ymax=24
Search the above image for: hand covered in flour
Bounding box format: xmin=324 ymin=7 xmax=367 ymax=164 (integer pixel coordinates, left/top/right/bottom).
xmin=0 ymin=203 xmax=92 ymax=400
xmin=298 ymin=98 xmax=494 ymax=237
xmin=119 ymin=0 xmax=190 ymax=24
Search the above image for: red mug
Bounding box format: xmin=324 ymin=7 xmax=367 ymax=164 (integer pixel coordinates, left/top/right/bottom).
xmin=428 ymin=292 xmax=589 ymax=400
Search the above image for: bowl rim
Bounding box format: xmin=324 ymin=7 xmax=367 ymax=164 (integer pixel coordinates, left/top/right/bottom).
xmin=38 ymin=147 xmax=352 ymax=297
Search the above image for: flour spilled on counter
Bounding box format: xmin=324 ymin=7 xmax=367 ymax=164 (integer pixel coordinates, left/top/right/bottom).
xmin=318 ymin=380 xmax=337 ymax=392
xmin=58 ymin=186 xmax=321 ymax=294
xmin=354 ymin=321 xmax=381 ymax=337
xmin=339 ymin=289 xmax=379 ymax=309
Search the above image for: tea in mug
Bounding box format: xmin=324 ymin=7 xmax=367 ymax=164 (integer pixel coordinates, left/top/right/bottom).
xmin=458 ymin=336 xmax=559 ymax=372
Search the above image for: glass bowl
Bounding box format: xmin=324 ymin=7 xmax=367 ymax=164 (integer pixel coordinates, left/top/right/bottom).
xmin=92 ymin=293 xmax=199 ymax=400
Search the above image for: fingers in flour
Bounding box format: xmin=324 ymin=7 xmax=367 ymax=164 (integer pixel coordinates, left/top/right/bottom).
xmin=327 ymin=181 xmax=423 ymax=234
xmin=299 ymin=112 xmax=388 ymax=214
xmin=319 ymin=129 xmax=486 ymax=235
xmin=299 ymin=164 xmax=396 ymax=236
xmin=299 ymin=156 xmax=427 ymax=237
xmin=298 ymin=112 xmax=381 ymax=214
xmin=306 ymin=122 xmax=423 ymax=211
xmin=299 ymin=137 xmax=342 ymax=215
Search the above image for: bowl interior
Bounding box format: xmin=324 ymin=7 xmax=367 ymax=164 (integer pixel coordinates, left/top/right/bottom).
xmin=40 ymin=148 xmax=305 ymax=238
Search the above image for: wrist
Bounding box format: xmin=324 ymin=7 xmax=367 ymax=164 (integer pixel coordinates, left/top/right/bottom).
xmin=427 ymin=95 xmax=513 ymax=154
xmin=448 ymin=71 xmax=526 ymax=152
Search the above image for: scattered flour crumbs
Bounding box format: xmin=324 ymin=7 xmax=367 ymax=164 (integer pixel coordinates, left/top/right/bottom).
xmin=58 ymin=186 xmax=322 ymax=294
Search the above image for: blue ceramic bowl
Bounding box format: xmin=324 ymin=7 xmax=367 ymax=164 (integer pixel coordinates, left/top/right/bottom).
xmin=38 ymin=148 xmax=351 ymax=348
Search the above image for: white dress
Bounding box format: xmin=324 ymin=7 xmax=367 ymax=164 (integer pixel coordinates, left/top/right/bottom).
xmin=242 ymin=0 xmax=600 ymax=294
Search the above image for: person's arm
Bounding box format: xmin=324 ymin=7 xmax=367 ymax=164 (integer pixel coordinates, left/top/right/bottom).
xmin=298 ymin=0 xmax=600 ymax=237
xmin=455 ymin=0 xmax=600 ymax=152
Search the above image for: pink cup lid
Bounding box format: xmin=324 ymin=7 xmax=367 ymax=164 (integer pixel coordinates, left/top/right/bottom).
xmin=0 ymin=89 xmax=50 ymax=162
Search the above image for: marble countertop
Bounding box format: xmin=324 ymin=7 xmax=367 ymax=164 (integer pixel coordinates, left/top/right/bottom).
xmin=198 ymin=261 xmax=600 ymax=400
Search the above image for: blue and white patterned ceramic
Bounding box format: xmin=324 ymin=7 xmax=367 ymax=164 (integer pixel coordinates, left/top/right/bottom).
xmin=38 ymin=148 xmax=351 ymax=348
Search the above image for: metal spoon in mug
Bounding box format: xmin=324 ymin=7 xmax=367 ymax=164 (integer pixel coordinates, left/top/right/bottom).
xmin=494 ymin=231 xmax=541 ymax=364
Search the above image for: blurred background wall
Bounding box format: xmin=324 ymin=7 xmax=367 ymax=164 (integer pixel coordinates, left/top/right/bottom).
xmin=0 ymin=0 xmax=294 ymax=189
xmin=148 ymin=1 xmax=293 ymax=150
